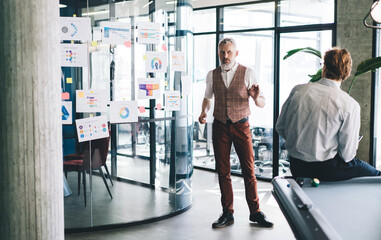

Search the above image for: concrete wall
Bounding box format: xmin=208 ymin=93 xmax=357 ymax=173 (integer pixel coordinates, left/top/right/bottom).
xmin=337 ymin=0 xmax=374 ymax=162
xmin=0 ymin=0 xmax=64 ymax=239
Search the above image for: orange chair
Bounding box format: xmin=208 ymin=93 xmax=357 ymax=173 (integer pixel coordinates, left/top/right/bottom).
xmin=63 ymin=135 xmax=113 ymax=206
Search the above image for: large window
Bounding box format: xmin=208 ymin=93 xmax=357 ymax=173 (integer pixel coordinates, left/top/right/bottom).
xmin=193 ymin=0 xmax=335 ymax=179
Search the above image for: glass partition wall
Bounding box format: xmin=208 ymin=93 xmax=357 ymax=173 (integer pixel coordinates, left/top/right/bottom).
xmin=192 ymin=0 xmax=336 ymax=180
xmin=61 ymin=0 xmax=193 ymax=231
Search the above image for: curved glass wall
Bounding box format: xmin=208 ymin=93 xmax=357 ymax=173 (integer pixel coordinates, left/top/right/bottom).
xmin=61 ymin=0 xmax=193 ymax=231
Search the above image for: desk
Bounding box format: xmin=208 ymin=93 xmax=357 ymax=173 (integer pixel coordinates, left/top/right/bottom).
xmin=272 ymin=176 xmax=381 ymax=240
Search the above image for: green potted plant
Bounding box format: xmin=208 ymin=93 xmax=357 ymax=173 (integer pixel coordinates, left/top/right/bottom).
xmin=283 ymin=47 xmax=381 ymax=94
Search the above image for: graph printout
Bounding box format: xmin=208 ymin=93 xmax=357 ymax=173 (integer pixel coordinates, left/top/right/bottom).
xmin=137 ymin=22 xmax=160 ymax=44
xmin=138 ymin=78 xmax=161 ymax=100
xmin=62 ymin=101 xmax=73 ymax=124
xmin=60 ymin=17 xmax=91 ymax=41
xmin=164 ymin=91 xmax=180 ymax=111
xmin=145 ymin=51 xmax=167 ymax=73
xmin=76 ymin=89 xmax=108 ymax=113
xmin=171 ymin=51 xmax=185 ymax=72
xmin=100 ymin=21 xmax=131 ymax=45
xmin=109 ymin=101 xmax=138 ymax=123
xmin=75 ymin=116 xmax=109 ymax=142
xmin=60 ymin=43 xmax=88 ymax=67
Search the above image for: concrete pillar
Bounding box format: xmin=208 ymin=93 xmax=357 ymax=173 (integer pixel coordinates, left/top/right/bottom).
xmin=337 ymin=0 xmax=373 ymax=162
xmin=0 ymin=0 xmax=64 ymax=240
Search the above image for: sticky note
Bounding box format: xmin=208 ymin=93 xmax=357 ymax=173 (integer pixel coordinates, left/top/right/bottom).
xmin=66 ymin=77 xmax=72 ymax=83
xmin=91 ymin=41 xmax=98 ymax=47
xmin=162 ymin=44 xmax=167 ymax=51
xmin=62 ymin=92 xmax=70 ymax=100
xmin=139 ymin=106 xmax=146 ymax=113
xmin=143 ymin=55 xmax=147 ymax=60
xmin=124 ymin=41 xmax=131 ymax=48
xmin=156 ymin=103 xmax=162 ymax=110
xmin=78 ymin=91 xmax=84 ymax=98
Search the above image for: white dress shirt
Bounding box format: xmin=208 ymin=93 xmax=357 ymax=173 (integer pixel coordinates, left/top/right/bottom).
xmin=276 ymin=78 xmax=361 ymax=162
xmin=203 ymin=62 xmax=260 ymax=99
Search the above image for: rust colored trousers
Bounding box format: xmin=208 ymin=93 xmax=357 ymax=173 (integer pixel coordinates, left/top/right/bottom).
xmin=212 ymin=119 xmax=260 ymax=214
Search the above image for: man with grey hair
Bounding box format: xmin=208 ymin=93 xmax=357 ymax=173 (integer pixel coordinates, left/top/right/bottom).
xmin=198 ymin=38 xmax=273 ymax=228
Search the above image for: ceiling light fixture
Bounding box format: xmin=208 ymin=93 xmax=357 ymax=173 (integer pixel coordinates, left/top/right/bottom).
xmin=82 ymin=10 xmax=109 ymax=16
xmin=143 ymin=1 xmax=153 ymax=8
xmin=364 ymin=1 xmax=381 ymax=29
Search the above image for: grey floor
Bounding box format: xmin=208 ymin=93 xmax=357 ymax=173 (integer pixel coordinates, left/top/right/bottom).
xmin=65 ymin=169 xmax=295 ymax=240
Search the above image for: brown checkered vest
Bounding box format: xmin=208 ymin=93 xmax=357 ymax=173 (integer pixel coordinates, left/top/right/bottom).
xmin=212 ymin=64 xmax=251 ymax=123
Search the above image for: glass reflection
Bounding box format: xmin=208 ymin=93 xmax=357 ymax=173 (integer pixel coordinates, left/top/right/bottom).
xmin=279 ymin=0 xmax=334 ymax=27
xmin=63 ymin=0 xmax=193 ymax=231
xmin=223 ymin=2 xmax=274 ymax=30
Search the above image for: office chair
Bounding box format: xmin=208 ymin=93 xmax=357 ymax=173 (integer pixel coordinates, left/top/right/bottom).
xmin=63 ymin=135 xmax=113 ymax=206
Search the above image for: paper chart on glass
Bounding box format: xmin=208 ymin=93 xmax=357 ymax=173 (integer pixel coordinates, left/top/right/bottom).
xmin=145 ymin=51 xmax=167 ymax=73
xmin=62 ymin=101 xmax=72 ymax=124
xmin=164 ymin=91 xmax=180 ymax=111
xmin=136 ymin=22 xmax=161 ymax=44
xmin=138 ymin=78 xmax=161 ymax=100
xmin=171 ymin=51 xmax=185 ymax=72
xmin=100 ymin=21 xmax=131 ymax=45
xmin=109 ymin=101 xmax=138 ymax=123
xmin=60 ymin=17 xmax=91 ymax=41
xmin=181 ymin=76 xmax=192 ymax=96
xmin=76 ymin=89 xmax=108 ymax=113
xmin=60 ymin=43 xmax=88 ymax=67
xmin=75 ymin=116 xmax=109 ymax=142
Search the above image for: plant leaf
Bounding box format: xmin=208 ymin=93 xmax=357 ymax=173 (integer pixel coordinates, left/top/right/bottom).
xmin=283 ymin=47 xmax=322 ymax=60
xmin=308 ymin=68 xmax=322 ymax=82
xmin=354 ymin=57 xmax=381 ymax=77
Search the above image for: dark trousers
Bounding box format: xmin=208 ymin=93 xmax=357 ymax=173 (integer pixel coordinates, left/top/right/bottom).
xmin=212 ymin=119 xmax=260 ymax=214
xmin=290 ymin=154 xmax=381 ymax=181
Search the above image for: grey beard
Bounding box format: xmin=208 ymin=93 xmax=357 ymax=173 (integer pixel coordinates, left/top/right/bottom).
xmin=221 ymin=61 xmax=235 ymax=71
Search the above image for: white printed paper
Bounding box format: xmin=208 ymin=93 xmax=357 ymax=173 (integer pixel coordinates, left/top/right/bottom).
xmin=164 ymin=91 xmax=180 ymax=111
xmin=101 ymin=21 xmax=131 ymax=45
xmin=145 ymin=51 xmax=167 ymax=73
xmin=137 ymin=22 xmax=160 ymax=44
xmin=138 ymin=78 xmax=161 ymax=100
xmin=62 ymin=101 xmax=72 ymax=124
xmin=76 ymin=89 xmax=108 ymax=113
xmin=109 ymin=101 xmax=138 ymax=123
xmin=75 ymin=116 xmax=109 ymax=142
xmin=60 ymin=43 xmax=88 ymax=67
xmin=171 ymin=51 xmax=185 ymax=72
xmin=60 ymin=17 xmax=92 ymax=41
xmin=181 ymin=76 xmax=192 ymax=96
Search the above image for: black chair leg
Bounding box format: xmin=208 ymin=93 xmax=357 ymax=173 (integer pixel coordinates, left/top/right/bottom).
xmin=99 ymin=168 xmax=113 ymax=199
xmin=103 ymin=164 xmax=114 ymax=186
xmin=82 ymin=170 xmax=87 ymax=206
xmin=77 ymin=171 xmax=81 ymax=196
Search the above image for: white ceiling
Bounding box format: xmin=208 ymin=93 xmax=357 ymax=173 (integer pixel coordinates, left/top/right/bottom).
xmin=191 ymin=0 xmax=263 ymax=9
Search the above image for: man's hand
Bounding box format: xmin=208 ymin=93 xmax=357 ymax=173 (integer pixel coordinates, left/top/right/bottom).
xmin=249 ymin=84 xmax=260 ymax=100
xmin=249 ymin=84 xmax=265 ymax=108
xmin=199 ymin=98 xmax=212 ymax=124
xmin=198 ymin=112 xmax=207 ymax=124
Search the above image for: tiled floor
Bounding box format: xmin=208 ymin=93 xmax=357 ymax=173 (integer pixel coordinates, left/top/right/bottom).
xmin=65 ymin=169 xmax=295 ymax=240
